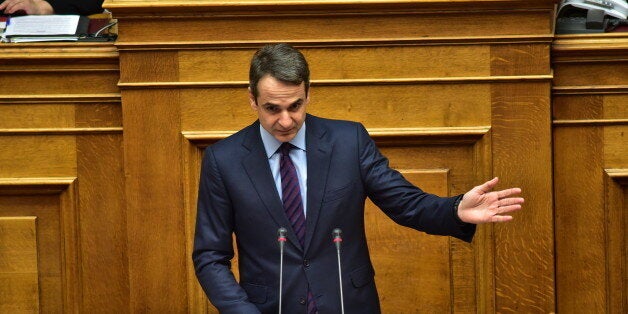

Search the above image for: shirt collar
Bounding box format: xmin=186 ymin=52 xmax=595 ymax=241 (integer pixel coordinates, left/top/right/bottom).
xmin=260 ymin=122 xmax=307 ymax=158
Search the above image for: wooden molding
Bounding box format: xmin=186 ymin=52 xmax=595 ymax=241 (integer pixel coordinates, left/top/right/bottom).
xmin=105 ymin=0 xmax=555 ymax=15
xmin=552 ymin=119 xmax=628 ymax=127
xmin=115 ymin=35 xmax=554 ymax=50
xmin=605 ymin=168 xmax=628 ymax=185
xmin=0 ymin=177 xmax=81 ymax=311
xmin=603 ymin=168 xmax=627 ymax=313
xmin=0 ymin=43 xmax=118 ymax=60
xmin=552 ymin=85 xmax=628 ymax=95
xmin=0 ymin=177 xmax=77 ymax=194
xmin=182 ymin=126 xmax=490 ymax=147
xmin=119 ymin=75 xmax=552 ymax=89
xmin=0 ymin=94 xmax=121 ymax=104
xmin=552 ymin=34 xmax=628 ymax=62
xmin=0 ymin=127 xmax=123 ymax=135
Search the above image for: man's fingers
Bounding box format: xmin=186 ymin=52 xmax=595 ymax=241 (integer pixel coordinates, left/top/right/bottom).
xmin=496 ymin=204 xmax=522 ymax=214
xmin=491 ymin=215 xmax=513 ymax=223
xmin=477 ymin=177 xmax=499 ymax=193
xmin=496 ymin=187 xmax=522 ymax=199
xmin=498 ymin=197 xmax=524 ymax=207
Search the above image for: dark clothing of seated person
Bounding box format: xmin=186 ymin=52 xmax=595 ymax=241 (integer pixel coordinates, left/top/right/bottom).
xmin=0 ymin=0 xmax=104 ymax=16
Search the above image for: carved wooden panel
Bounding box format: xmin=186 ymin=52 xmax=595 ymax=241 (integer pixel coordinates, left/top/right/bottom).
xmin=0 ymin=216 xmax=39 ymax=313
xmin=553 ymin=34 xmax=628 ymax=314
xmin=366 ymin=170 xmax=453 ymax=313
xmin=112 ymin=1 xmax=554 ymax=312
xmin=0 ymin=42 xmax=127 ymax=313
xmin=0 ymin=179 xmax=78 ymax=313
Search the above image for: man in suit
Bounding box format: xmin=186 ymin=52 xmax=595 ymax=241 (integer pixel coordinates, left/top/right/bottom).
xmin=193 ymin=43 xmax=523 ymax=314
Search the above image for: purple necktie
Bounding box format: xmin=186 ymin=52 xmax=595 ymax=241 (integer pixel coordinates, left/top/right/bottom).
xmin=279 ymin=143 xmax=317 ymax=314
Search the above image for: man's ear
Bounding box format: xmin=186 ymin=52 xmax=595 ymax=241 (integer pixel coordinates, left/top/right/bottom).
xmin=248 ymin=87 xmax=257 ymax=111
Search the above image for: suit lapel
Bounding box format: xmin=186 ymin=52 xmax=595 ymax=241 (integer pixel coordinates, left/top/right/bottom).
xmin=241 ymin=123 xmax=303 ymax=250
xmin=304 ymin=115 xmax=332 ymax=252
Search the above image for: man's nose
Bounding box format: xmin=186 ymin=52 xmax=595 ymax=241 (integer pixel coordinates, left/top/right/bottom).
xmin=278 ymin=111 xmax=292 ymax=127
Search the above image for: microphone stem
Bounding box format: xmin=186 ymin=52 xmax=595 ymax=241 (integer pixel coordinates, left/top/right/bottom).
xmin=336 ymin=245 xmax=345 ymax=314
xmin=279 ymin=242 xmax=284 ymax=314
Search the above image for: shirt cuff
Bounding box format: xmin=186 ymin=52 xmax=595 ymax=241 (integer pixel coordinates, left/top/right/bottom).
xmin=452 ymin=195 xmax=466 ymax=226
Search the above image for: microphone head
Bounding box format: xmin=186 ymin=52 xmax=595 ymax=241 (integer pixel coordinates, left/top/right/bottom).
xmin=332 ymin=228 xmax=343 ymax=249
xmin=277 ymin=227 xmax=287 ymax=242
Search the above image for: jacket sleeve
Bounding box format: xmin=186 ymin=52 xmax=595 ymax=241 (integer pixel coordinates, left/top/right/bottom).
xmin=356 ymin=123 xmax=475 ymax=242
xmin=47 ymin=0 xmax=104 ymax=15
xmin=192 ymin=147 xmax=261 ymax=313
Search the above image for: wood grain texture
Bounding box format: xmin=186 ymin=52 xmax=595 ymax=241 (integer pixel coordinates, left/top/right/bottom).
xmin=116 ymin=11 xmax=551 ymax=43
xmin=77 ymin=134 xmax=130 ymax=313
xmin=0 ymin=72 xmax=118 ymax=95
xmin=604 ymin=170 xmax=627 ymax=313
xmin=0 ymin=102 xmax=121 ymax=129
xmin=0 ymin=136 xmax=77 ymax=177
xmin=0 ymin=41 xmax=122 ymax=312
xmin=177 ymin=45 xmax=492 ymax=82
xmin=365 ymin=170 xmax=452 ymax=313
xmin=0 ymin=217 xmax=39 ymax=313
xmin=119 ymin=51 xmax=179 ymax=83
xmin=491 ymin=82 xmax=554 ymax=313
xmin=554 ymin=125 xmax=606 ymax=312
xmin=122 ymin=89 xmax=188 ymax=312
xmin=0 ymin=0 xmax=562 ymax=312
xmin=179 ymin=84 xmax=492 ymax=132
xmin=552 ymin=32 xmax=628 ymax=314
xmin=0 ymin=179 xmax=79 ymax=313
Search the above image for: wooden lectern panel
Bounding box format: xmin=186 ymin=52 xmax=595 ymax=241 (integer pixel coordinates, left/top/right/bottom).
xmin=0 ymin=217 xmax=40 ymax=313
xmin=110 ymin=0 xmax=555 ymax=312
xmin=366 ymin=170 xmax=452 ymax=313
xmin=553 ymin=34 xmax=628 ymax=314
xmin=0 ymin=42 xmax=127 ymax=313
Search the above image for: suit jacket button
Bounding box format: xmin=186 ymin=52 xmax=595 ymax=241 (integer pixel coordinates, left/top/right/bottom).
xmin=303 ymin=259 xmax=310 ymax=267
xmin=299 ymin=297 xmax=306 ymax=305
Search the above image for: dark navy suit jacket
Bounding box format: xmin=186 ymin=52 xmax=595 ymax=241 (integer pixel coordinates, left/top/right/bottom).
xmin=193 ymin=114 xmax=475 ymax=313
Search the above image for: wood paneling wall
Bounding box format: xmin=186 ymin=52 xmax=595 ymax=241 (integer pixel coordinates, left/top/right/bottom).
xmin=552 ymin=33 xmax=628 ymax=314
xmin=6 ymin=1 xmax=624 ymax=313
xmin=106 ymin=0 xmax=555 ymax=313
xmin=0 ymin=43 xmax=128 ymax=313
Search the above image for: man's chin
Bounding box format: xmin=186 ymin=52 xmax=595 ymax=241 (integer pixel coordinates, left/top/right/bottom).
xmin=274 ymin=132 xmax=296 ymax=142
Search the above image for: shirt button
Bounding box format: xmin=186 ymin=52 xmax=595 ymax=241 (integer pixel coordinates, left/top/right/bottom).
xmin=303 ymin=259 xmax=310 ymax=267
xmin=299 ymin=297 xmax=306 ymax=305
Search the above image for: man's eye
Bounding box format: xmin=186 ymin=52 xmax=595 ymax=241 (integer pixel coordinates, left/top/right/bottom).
xmin=289 ymin=103 xmax=301 ymax=111
xmin=266 ymin=106 xmax=279 ymax=113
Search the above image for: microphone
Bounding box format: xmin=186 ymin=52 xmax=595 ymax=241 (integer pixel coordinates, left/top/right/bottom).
xmin=332 ymin=228 xmax=345 ymax=314
xmin=277 ymin=227 xmax=287 ymax=314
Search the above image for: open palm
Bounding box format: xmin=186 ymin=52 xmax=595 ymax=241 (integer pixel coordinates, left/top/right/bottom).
xmin=457 ymin=177 xmax=524 ymax=224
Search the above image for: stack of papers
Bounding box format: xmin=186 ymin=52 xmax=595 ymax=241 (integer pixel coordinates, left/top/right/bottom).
xmin=3 ymin=15 xmax=88 ymax=43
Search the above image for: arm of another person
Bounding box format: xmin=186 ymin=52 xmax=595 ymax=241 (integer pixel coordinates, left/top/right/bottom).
xmin=192 ymin=147 xmax=261 ymax=314
xmin=0 ymin=0 xmax=53 ymax=15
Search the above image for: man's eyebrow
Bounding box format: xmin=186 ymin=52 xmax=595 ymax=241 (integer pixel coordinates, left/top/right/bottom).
xmin=261 ymin=99 xmax=304 ymax=108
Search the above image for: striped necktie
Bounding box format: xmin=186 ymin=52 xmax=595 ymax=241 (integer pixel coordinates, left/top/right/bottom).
xmin=279 ymin=143 xmax=317 ymax=314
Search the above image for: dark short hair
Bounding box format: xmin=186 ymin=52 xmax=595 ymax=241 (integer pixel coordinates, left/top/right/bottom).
xmin=249 ymin=43 xmax=310 ymax=99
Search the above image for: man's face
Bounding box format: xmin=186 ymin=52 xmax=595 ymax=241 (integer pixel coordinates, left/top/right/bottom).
xmin=249 ymin=75 xmax=309 ymax=143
